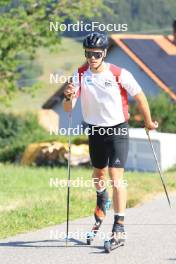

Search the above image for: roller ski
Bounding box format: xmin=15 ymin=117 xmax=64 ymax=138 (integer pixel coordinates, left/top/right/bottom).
xmin=86 ymin=189 xmax=111 ymax=245
xmin=104 ymin=215 xmax=126 ymax=253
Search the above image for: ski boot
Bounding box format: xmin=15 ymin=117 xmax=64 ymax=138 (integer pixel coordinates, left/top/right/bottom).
xmin=87 ymin=189 xmax=111 ymax=245
xmin=104 ymin=215 xmax=126 ymax=253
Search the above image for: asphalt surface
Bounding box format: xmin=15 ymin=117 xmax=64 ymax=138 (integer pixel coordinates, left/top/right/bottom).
xmin=0 ymin=194 xmax=176 ymax=264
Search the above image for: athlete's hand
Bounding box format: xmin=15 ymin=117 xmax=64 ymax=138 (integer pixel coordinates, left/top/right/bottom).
xmin=64 ymin=82 xmax=75 ymax=101
xmin=145 ymin=120 xmax=158 ymax=131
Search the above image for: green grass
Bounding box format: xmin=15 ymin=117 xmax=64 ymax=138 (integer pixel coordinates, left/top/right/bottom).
xmin=0 ymin=163 xmax=175 ymax=239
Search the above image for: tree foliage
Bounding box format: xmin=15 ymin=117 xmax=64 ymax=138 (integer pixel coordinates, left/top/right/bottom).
xmin=103 ymin=0 xmax=176 ymax=32
xmin=0 ymin=0 xmax=109 ymax=102
xmin=1 ymin=0 xmax=176 ymax=103
xmin=129 ymin=94 xmax=176 ymax=133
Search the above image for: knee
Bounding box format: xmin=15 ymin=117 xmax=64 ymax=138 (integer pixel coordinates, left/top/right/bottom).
xmin=93 ymin=168 xmax=106 ymax=180
xmin=108 ymin=167 xmax=124 ymax=179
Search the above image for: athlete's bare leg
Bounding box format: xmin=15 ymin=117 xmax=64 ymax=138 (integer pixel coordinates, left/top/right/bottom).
xmin=108 ymin=168 xmax=127 ymax=214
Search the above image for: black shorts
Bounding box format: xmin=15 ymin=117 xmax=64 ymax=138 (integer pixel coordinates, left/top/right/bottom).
xmin=88 ymin=122 xmax=129 ymax=169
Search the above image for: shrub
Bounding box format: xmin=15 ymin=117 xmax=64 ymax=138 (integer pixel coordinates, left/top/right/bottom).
xmin=129 ymin=94 xmax=176 ymax=133
xmin=0 ymin=112 xmax=65 ymax=163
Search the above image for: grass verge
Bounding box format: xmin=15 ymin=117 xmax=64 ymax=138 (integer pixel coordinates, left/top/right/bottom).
xmin=0 ymin=163 xmax=175 ymax=239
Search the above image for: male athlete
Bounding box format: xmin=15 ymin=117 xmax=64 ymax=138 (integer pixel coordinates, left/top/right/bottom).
xmin=63 ymin=32 xmax=158 ymax=242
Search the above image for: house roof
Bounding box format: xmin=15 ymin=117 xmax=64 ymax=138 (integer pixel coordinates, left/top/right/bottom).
xmin=110 ymin=34 xmax=176 ymax=100
xmin=43 ymin=82 xmax=67 ymax=109
xmin=43 ymin=34 xmax=176 ymax=109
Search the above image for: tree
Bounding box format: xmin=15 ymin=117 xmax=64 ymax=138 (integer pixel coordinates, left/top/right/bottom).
xmin=0 ymin=0 xmax=110 ymax=103
xmin=103 ymin=0 xmax=176 ymax=32
xmin=129 ymin=94 xmax=176 ymax=133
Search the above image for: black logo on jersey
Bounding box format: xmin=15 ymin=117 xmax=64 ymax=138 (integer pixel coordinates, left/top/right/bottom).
xmin=105 ymin=80 xmax=112 ymax=87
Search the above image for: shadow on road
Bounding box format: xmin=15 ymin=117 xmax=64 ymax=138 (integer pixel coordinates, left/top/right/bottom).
xmin=0 ymin=237 xmax=103 ymax=251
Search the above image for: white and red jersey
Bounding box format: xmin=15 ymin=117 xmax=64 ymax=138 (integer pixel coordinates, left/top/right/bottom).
xmin=72 ymin=62 xmax=142 ymax=126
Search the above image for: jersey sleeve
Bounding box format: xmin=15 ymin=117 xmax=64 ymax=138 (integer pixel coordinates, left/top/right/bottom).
xmin=119 ymin=68 xmax=142 ymax=96
xmin=72 ymin=70 xmax=80 ymax=98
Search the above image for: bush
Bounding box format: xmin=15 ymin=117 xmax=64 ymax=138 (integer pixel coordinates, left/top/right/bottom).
xmin=0 ymin=112 xmax=66 ymax=163
xmin=129 ymin=94 xmax=176 ymax=133
xmin=0 ymin=111 xmax=89 ymax=163
xmin=0 ymin=113 xmax=24 ymax=148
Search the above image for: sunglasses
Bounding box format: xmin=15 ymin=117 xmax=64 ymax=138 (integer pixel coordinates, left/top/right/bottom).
xmin=85 ymin=51 xmax=104 ymax=59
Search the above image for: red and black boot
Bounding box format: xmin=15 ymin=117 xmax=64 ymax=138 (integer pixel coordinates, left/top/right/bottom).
xmin=86 ymin=189 xmax=111 ymax=245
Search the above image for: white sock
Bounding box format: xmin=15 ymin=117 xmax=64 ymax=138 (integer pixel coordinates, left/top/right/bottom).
xmin=96 ymin=187 xmax=106 ymax=193
xmin=114 ymin=212 xmax=125 ymax=217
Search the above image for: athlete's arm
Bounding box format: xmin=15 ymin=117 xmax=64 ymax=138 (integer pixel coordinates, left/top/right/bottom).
xmin=120 ymin=69 xmax=158 ymax=130
xmin=134 ymin=91 xmax=158 ymax=130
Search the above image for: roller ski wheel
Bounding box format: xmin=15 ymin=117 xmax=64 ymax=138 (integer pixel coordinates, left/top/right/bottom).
xmin=104 ymin=240 xmax=111 ymax=253
xmin=86 ymin=221 xmax=102 ymax=245
xmin=86 ymin=231 xmax=95 ymax=245
xmin=104 ymin=236 xmax=125 ymax=253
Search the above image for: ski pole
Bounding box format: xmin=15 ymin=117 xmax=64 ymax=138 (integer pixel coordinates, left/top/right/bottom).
xmin=145 ymin=128 xmax=171 ymax=208
xmin=66 ymin=111 xmax=72 ymax=246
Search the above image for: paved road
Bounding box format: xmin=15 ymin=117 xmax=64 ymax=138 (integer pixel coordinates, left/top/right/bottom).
xmin=0 ymin=194 xmax=176 ymax=264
